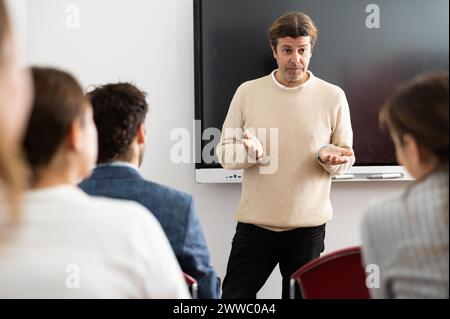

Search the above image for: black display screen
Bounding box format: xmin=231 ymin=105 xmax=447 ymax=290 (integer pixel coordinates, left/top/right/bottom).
xmin=194 ymin=0 xmax=449 ymax=169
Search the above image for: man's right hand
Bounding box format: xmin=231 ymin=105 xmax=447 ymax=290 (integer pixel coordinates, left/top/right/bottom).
xmin=242 ymin=130 xmax=263 ymax=161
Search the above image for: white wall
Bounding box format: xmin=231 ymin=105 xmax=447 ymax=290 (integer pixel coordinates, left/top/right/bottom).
xmin=25 ymin=0 xmax=410 ymax=298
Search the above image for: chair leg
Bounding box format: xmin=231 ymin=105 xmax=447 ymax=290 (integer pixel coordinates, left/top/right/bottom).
xmin=289 ymin=278 xmax=296 ymax=299
xmin=191 ymin=283 xmax=198 ymax=299
xmin=216 ymin=276 xmax=222 ymax=298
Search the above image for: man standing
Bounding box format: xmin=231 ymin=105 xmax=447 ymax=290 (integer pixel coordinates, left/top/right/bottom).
xmin=217 ymin=12 xmax=355 ymax=299
xmin=79 ymin=83 xmax=219 ymax=298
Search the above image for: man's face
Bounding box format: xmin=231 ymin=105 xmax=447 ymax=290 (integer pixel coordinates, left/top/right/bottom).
xmin=272 ymin=36 xmax=312 ymax=87
xmin=77 ymin=105 xmax=98 ymax=179
xmin=137 ymin=121 xmax=147 ymax=167
xmin=138 ymin=143 xmax=145 ymax=167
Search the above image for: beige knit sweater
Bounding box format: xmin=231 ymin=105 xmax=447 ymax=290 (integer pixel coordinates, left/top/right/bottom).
xmin=216 ymin=70 xmax=355 ymax=231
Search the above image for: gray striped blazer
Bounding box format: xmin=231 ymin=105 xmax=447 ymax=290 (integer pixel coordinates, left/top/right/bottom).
xmin=361 ymin=168 xmax=449 ymax=299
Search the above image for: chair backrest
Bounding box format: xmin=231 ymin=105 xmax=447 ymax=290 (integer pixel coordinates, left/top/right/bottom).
xmin=183 ymin=272 xmax=198 ymax=299
xmin=290 ymin=246 xmax=370 ymax=299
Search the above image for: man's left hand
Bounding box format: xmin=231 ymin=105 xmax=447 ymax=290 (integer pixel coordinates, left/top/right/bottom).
xmin=318 ymin=145 xmax=354 ymax=165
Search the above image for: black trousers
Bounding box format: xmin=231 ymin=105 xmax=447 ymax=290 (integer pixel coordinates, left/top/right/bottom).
xmin=221 ymin=222 xmax=325 ymax=299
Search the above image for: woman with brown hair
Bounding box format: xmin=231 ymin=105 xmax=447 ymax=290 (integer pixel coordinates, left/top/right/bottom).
xmin=0 ymin=66 xmax=189 ymax=298
xmin=0 ymin=0 xmax=32 ymax=222
xmin=361 ymin=73 xmax=449 ymax=298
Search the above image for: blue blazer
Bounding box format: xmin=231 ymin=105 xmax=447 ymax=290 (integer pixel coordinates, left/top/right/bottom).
xmin=79 ymin=165 xmax=219 ymax=298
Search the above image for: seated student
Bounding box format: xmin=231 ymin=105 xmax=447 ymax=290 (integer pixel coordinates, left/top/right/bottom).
xmin=79 ymin=82 xmax=219 ymax=298
xmin=0 ymin=67 xmax=189 ymax=298
xmin=361 ymin=73 xmax=449 ymax=299
xmin=0 ymin=0 xmax=32 ymax=222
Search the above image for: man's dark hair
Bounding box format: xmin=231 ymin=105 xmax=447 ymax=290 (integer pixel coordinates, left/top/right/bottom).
xmin=269 ymin=12 xmax=318 ymax=51
xmin=87 ymin=83 xmax=148 ymax=164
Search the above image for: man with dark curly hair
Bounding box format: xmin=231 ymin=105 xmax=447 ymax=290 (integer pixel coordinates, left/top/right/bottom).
xmin=79 ymin=82 xmax=219 ymax=299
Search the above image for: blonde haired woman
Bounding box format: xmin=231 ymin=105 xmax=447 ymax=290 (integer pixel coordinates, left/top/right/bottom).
xmin=0 ymin=0 xmax=32 ymax=223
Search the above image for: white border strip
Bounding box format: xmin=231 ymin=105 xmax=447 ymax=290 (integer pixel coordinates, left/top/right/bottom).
xmin=196 ymin=166 xmax=413 ymax=183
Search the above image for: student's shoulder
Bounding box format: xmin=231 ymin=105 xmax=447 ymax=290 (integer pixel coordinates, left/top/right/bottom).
xmin=361 ymin=191 xmax=404 ymax=230
xmin=87 ymin=194 xmax=159 ymax=228
xmin=142 ymin=179 xmax=193 ymax=208
xmin=85 ymin=194 xmax=172 ymax=267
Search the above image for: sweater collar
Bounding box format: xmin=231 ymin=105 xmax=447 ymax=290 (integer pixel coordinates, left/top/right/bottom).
xmin=270 ymin=69 xmax=315 ymax=90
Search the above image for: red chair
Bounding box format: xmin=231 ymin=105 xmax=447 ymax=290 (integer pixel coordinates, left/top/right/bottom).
xmin=183 ymin=272 xmax=198 ymax=299
xmin=290 ymin=246 xmax=370 ymax=299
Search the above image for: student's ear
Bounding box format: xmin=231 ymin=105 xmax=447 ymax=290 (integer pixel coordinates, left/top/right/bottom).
xmin=136 ymin=122 xmax=147 ymax=145
xmin=68 ymin=119 xmax=83 ymax=152
xmin=402 ymin=133 xmax=422 ymax=165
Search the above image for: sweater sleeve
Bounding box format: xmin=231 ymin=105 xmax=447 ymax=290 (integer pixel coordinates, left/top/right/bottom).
xmin=216 ymin=84 xmax=261 ymax=170
xmin=317 ymin=90 xmax=356 ymax=175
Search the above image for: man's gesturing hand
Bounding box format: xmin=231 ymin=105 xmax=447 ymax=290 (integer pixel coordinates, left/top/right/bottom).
xmin=242 ymin=130 xmax=264 ymax=161
xmin=318 ymin=145 xmax=354 ymax=165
